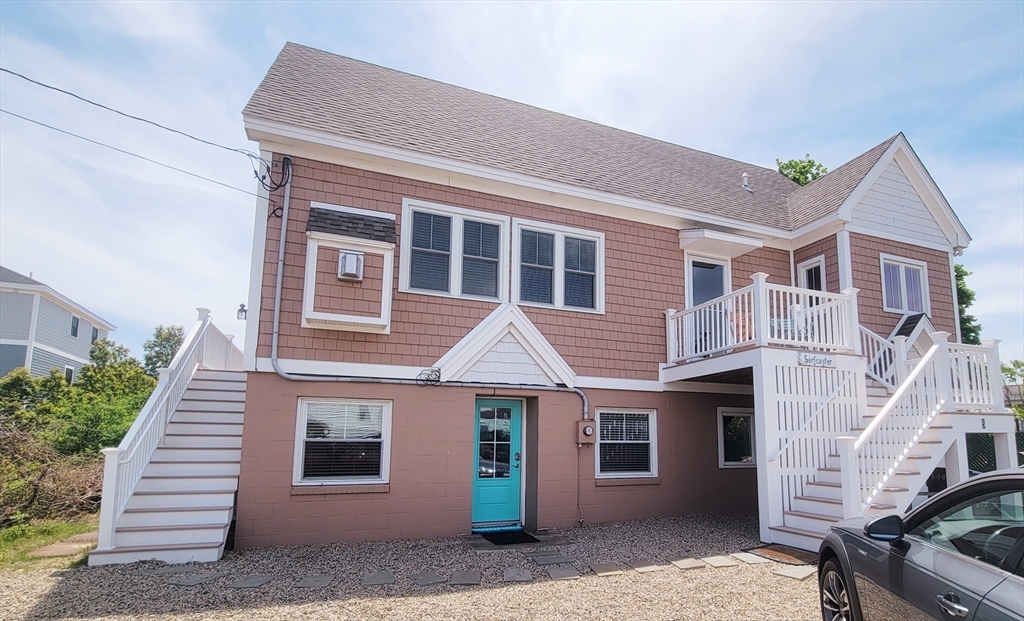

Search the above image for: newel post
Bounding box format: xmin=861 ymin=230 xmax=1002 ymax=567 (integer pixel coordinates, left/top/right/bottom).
xmin=751 ymin=273 xmax=770 ymax=347
xmin=96 ymin=447 xmax=124 ymax=550
xmin=664 ymin=309 xmax=677 ymax=365
xmin=841 ymin=287 xmax=861 ymax=354
xmin=932 ymin=332 xmax=953 ymax=408
xmin=837 ymin=436 xmax=860 ymax=518
xmin=982 ymin=339 xmax=1005 ymax=410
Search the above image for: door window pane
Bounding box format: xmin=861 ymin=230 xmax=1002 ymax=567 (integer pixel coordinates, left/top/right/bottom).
xmin=691 ymin=261 xmax=725 ymax=306
xmin=410 ymin=211 xmax=452 ymax=292
xmin=478 ymin=407 xmax=512 ymax=479
xmin=520 ymin=230 xmax=554 ymax=303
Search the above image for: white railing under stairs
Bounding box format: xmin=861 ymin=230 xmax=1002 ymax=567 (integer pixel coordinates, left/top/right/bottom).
xmin=96 ymin=309 xmax=242 ymax=551
xmin=666 ymin=273 xmax=861 ymax=364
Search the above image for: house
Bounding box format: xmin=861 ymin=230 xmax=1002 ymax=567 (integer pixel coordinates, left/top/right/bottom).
xmin=0 ymin=265 xmax=116 ymax=382
xmin=89 ymin=43 xmax=1016 ymax=565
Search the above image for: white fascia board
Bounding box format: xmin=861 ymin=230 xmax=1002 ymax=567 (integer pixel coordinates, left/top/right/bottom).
xmin=243 ymin=149 xmax=273 ymax=372
xmin=678 ymin=229 xmax=763 ymax=258
xmin=434 ymin=303 xmax=576 ymax=387
xmin=0 ymin=284 xmax=116 ymax=331
xmin=243 ymin=117 xmax=795 ymax=243
xmin=310 ymin=201 xmax=397 ymax=221
xmin=256 ymin=357 xmax=423 ymax=379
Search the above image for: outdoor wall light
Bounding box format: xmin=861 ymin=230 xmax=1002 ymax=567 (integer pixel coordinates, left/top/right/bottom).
xmin=237 ymin=304 xmax=247 ymax=321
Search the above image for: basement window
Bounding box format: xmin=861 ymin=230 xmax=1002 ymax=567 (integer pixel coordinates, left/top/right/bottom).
xmin=293 ymin=399 xmax=392 ymax=485
xmin=718 ymin=408 xmax=755 ymax=468
xmin=595 ymin=409 xmax=657 ymax=478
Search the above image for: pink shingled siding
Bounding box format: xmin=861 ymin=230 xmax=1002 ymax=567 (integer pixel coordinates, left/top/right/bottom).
xmin=794 ymin=235 xmax=840 ymax=293
xmin=311 ymin=246 xmax=383 ymax=318
xmin=731 ymin=246 xmax=791 ymax=290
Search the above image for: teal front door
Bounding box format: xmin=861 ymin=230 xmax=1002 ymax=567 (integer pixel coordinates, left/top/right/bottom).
xmin=472 ymin=399 xmax=523 ymax=524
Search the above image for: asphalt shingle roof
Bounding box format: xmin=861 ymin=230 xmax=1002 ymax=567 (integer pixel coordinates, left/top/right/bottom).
xmin=306 ymin=208 xmax=397 ymax=244
xmin=245 ymin=43 xmax=895 ymax=233
xmin=0 ymin=265 xmax=43 ymax=286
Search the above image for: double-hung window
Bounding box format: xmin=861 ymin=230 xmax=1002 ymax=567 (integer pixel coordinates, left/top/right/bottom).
xmin=70 ymin=316 xmax=79 ymax=338
xmin=294 ymin=398 xmax=392 ymax=485
xmin=880 ymin=254 xmax=929 ymax=314
xmin=400 ymin=199 xmax=509 ymax=301
xmin=91 ymin=327 xmax=99 ymax=344
xmin=513 ymin=220 xmax=604 ymax=313
xmin=595 ymin=409 xmax=657 ymax=478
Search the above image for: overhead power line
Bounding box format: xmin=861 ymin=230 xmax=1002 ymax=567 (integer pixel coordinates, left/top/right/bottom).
xmin=0 ymin=108 xmax=259 ymax=199
xmin=0 ymin=66 xmax=288 ymax=192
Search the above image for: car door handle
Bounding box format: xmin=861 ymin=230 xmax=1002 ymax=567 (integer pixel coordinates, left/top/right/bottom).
xmin=935 ymin=593 xmax=969 ymax=618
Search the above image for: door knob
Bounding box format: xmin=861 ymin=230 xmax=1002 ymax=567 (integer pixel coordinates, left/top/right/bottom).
xmin=935 ymin=593 xmax=968 ymax=618
xmin=514 ymin=453 xmax=521 ymax=461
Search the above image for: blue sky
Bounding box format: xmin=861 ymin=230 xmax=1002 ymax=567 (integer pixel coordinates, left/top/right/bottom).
xmin=1 ymin=1 xmax=1021 ymax=360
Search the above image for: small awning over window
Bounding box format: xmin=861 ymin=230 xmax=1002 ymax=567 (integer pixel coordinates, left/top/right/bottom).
xmin=678 ymin=229 xmax=763 ymax=258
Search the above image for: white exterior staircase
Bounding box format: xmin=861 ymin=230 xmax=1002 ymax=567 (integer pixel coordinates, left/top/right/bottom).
xmin=90 ymin=311 xmax=245 ymax=566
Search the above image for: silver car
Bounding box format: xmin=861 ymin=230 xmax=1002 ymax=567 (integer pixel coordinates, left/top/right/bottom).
xmin=817 ymin=469 xmax=1024 ymax=621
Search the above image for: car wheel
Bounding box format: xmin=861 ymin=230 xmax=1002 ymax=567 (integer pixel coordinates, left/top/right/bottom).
xmin=820 ymin=558 xmax=857 ymax=621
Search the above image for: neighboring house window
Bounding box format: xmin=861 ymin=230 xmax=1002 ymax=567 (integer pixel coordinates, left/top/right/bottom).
xmin=293 ymin=398 xmax=392 ymax=485
xmin=70 ymin=316 xmax=79 ymax=338
xmin=400 ymin=199 xmax=509 ymax=301
xmin=880 ymin=254 xmax=929 ymax=314
xmin=718 ymin=408 xmax=755 ymax=468
xmin=64 ymin=366 xmax=74 ymax=384
xmin=513 ymin=220 xmax=605 ymax=313
xmin=595 ymin=409 xmax=657 ymax=478
xmin=797 ymin=255 xmax=825 ymax=292
xmin=91 ymin=327 xmax=99 ymax=344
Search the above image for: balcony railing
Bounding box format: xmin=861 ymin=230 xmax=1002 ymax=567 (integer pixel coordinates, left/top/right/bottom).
xmin=665 ymin=273 xmax=861 ymax=365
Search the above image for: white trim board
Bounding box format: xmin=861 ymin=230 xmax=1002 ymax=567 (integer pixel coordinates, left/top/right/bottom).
xmin=310 ymin=201 xmax=397 ymax=221
xmin=302 ymin=231 xmax=395 ymax=334
xmin=243 ymin=150 xmax=273 ymax=372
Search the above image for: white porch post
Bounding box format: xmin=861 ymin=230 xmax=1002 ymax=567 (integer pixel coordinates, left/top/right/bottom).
xmin=96 ymin=447 xmax=123 ymax=550
xmin=893 ymin=336 xmax=910 ymax=385
xmin=751 ymin=273 xmax=770 ymax=348
xmin=983 ymin=339 xmax=1005 ymax=410
xmin=994 ymin=432 xmax=1020 ymax=470
xmin=841 ymin=287 xmax=861 ymax=355
xmin=664 ymin=309 xmax=677 ymax=365
xmin=837 ymin=437 xmax=859 ymax=518
xmin=931 ymin=332 xmax=953 ymax=409
xmin=752 ymin=349 xmax=782 ymax=543
xmin=945 ymin=433 xmax=970 ymax=486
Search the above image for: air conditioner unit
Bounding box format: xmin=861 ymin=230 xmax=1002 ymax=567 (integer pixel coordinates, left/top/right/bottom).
xmin=337 ymin=251 xmax=364 ymax=281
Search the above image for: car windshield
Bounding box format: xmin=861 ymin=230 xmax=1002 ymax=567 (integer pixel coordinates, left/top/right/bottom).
xmin=908 ymin=489 xmax=1024 ymax=569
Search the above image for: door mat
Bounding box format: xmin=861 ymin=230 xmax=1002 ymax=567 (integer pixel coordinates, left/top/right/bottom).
xmin=747 ymin=544 xmax=818 ymax=565
xmin=480 ymin=530 xmax=540 ymax=545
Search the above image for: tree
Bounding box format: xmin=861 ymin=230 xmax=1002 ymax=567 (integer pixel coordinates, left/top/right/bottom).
xmin=78 ymin=339 xmax=156 ymax=400
xmin=955 ymin=264 xmax=982 ymax=345
xmin=776 ymin=154 xmax=828 ymax=186
xmin=143 ymin=325 xmax=185 ymax=378
xmin=1002 ymin=360 xmax=1024 ymax=420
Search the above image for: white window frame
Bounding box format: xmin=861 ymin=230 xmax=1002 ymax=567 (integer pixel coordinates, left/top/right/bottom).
xmin=63 ymin=366 xmax=74 ymax=384
xmin=684 ymin=252 xmax=732 ymax=309
xmin=797 ymin=255 xmax=826 ymax=291
xmin=292 ymin=398 xmax=393 ymax=486
xmin=879 ymin=253 xmax=930 ymax=315
xmin=512 ymin=219 xmax=605 ymax=314
xmin=717 ymin=407 xmax=755 ymax=469
xmin=594 ymin=408 xmax=658 ymax=479
xmin=303 ymin=230 xmax=395 ymax=334
xmin=399 ymin=198 xmax=510 ymax=303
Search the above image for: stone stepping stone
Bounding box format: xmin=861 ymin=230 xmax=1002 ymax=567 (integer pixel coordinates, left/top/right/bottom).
xmin=731 ymin=552 xmax=772 ymax=565
xmin=670 ymin=558 xmax=705 ymax=570
xmin=522 ymin=548 xmax=561 ymax=557
xmin=702 ymin=555 xmax=739 ymax=568
xmin=30 ymin=542 xmax=94 ymax=557
xmin=591 ymin=563 xmax=624 ymax=577
xmin=168 ymin=573 xmax=226 ymax=586
xmin=532 ymin=554 xmax=574 ymax=565
xmin=450 ymin=570 xmax=481 ymax=585
xmin=142 ymin=566 xmax=194 ymax=576
xmin=774 ymin=565 xmax=818 ymax=581
xmin=409 ymin=571 xmax=448 ymax=587
xmin=362 ymin=571 xmax=396 ymax=586
xmin=226 ymin=575 xmax=273 ymax=589
xmin=547 ymin=566 xmax=580 ymax=580
xmin=503 ymin=568 xmax=533 ymax=582
xmin=630 ymin=561 xmax=668 ymax=573
xmin=66 ymin=531 xmax=99 ymax=543
xmin=294 ymin=575 xmax=335 ymax=588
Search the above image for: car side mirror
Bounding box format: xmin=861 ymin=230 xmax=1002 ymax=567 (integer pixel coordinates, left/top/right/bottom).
xmin=864 ymin=514 xmax=905 ymax=542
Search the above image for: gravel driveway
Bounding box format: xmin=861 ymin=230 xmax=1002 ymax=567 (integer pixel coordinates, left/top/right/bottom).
xmin=1 ymin=515 xmax=819 ymax=620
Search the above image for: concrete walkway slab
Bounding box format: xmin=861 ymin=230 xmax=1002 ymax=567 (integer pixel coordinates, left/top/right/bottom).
xmin=167 ymin=574 xmax=226 ymax=586
xmin=702 ymin=555 xmax=739 ymax=568
xmin=630 ymin=561 xmax=668 ymax=573
xmin=293 ymin=575 xmax=334 ymax=588
xmin=591 ymin=563 xmax=624 ymax=577
xmin=774 ymin=565 xmax=818 ymax=581
xmin=29 ymin=542 xmax=93 ymax=557
xmin=547 ymin=567 xmax=580 ymax=580
xmin=731 ymin=552 xmax=772 ymax=565
xmin=409 ymin=571 xmax=448 ymax=586
xmin=226 ymin=575 xmax=273 ymax=589
xmin=362 ymin=571 xmax=396 ymax=586
xmin=503 ymin=568 xmax=532 ymax=582
xmin=532 ymin=554 xmax=574 ymax=566
xmin=670 ymin=558 xmax=705 ymax=570
xmin=65 ymin=531 xmax=99 ymax=543
xmin=450 ymin=570 xmax=481 ymax=585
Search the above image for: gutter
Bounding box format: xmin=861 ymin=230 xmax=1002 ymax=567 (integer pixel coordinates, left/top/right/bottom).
xmin=267 ymin=156 xmax=589 ymax=419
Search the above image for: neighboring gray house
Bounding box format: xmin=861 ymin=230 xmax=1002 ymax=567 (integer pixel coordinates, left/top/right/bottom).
xmin=0 ymin=266 xmax=116 ymax=382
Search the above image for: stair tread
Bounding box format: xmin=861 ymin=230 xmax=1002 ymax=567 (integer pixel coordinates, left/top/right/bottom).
xmin=817 ymin=467 xmax=921 ymax=476
xmin=123 ymin=505 xmax=233 ymax=513
xmin=156 ymin=446 xmax=240 ymax=451
xmin=133 ymin=489 xmax=236 ymax=496
xmin=784 ymin=510 xmax=840 ymax=522
xmin=807 ymin=481 xmax=908 ymax=493
xmin=142 ymin=474 xmax=239 ymax=480
xmin=117 ymin=523 xmax=228 ymax=533
xmin=89 ymin=541 xmax=224 ymax=555
xmin=794 ymin=495 xmax=896 ymax=509
xmin=770 ymin=525 xmax=825 ymax=540
xmin=149 ymin=459 xmax=240 ymax=464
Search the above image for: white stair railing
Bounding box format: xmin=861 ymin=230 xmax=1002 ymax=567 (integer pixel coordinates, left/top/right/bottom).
xmin=949 ymin=340 xmax=1004 ymax=411
xmin=96 ymin=309 xmax=242 ymax=551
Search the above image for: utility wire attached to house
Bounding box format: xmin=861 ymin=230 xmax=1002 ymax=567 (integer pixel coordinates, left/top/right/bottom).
xmin=0 ymin=66 xmax=288 ymax=192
